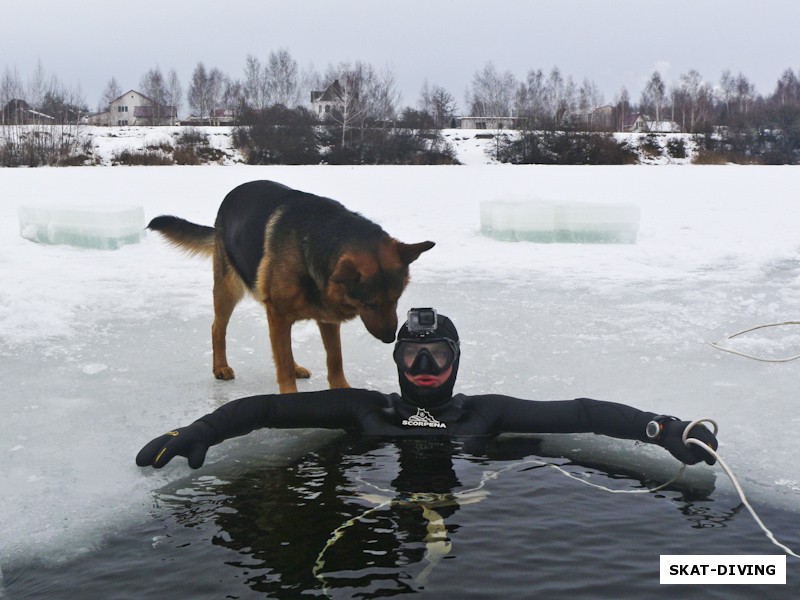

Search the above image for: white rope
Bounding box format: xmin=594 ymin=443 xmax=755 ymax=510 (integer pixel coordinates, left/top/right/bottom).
xmin=313 ymin=417 xmax=798 ymax=597
xmin=681 ymin=418 xmax=800 ymax=559
xmin=535 ymin=460 xmax=685 ymax=494
xmin=708 ymin=321 xmax=800 ymax=362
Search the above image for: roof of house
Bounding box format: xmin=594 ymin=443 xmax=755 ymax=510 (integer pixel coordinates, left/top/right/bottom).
xmin=311 ymin=80 xmax=344 ymax=103
xmin=2 ymin=98 xmax=55 ymax=120
xmin=111 ymin=89 xmax=169 ymax=108
xmin=622 ymin=112 xmax=643 ymax=128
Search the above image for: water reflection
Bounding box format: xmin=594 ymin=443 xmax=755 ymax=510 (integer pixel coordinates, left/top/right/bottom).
xmin=156 ymin=435 xmax=725 ymax=599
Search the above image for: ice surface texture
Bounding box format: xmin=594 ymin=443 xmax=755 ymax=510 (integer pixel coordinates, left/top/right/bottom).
xmin=18 ymin=205 xmax=145 ymax=250
xmin=480 ymin=198 xmax=640 ymax=243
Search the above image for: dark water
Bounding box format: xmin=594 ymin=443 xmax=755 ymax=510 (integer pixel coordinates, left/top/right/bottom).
xmin=5 ymin=436 xmax=798 ymax=599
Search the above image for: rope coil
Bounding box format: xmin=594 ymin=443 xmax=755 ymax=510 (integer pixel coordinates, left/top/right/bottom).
xmin=709 ymin=321 xmax=800 ymax=362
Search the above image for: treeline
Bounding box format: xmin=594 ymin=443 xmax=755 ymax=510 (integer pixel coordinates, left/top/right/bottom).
xmin=3 ymin=52 xmax=800 ymax=165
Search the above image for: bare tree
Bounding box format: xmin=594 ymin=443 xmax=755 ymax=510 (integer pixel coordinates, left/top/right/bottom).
xmin=544 ymin=67 xmax=566 ymax=125
xmin=188 ymin=63 xmax=228 ymax=123
xmin=99 ymin=76 xmax=122 ymax=112
xmin=140 ymin=66 xmax=169 ymax=124
xmin=373 ymin=65 xmax=401 ymax=124
xmin=734 ymin=73 xmax=756 ymax=115
xmin=323 ymin=61 xmax=375 ymax=149
xmin=166 ymin=69 xmax=183 ymax=119
xmin=640 ymin=71 xmax=666 ymax=121
xmin=674 ymin=69 xmax=711 ymax=132
xmin=243 ymin=54 xmax=269 ymax=110
xmin=577 ymin=78 xmax=602 ymax=113
xmin=467 ymin=62 xmax=516 ymax=117
xmin=614 ymin=86 xmax=632 ymax=131
xmin=429 ymin=84 xmax=457 ymax=128
xmin=298 ymin=62 xmax=323 ymax=109
xmin=1 ymin=66 xmax=25 ymax=114
xmin=774 ymin=68 xmax=800 ymax=107
xmin=518 ymin=68 xmax=546 ymax=127
xmin=27 ymin=59 xmax=50 ymax=112
xmin=266 ymin=48 xmax=300 ymax=107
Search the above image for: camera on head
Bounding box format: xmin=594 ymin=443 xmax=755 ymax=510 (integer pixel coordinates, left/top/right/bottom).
xmin=406 ymin=308 xmax=438 ymax=337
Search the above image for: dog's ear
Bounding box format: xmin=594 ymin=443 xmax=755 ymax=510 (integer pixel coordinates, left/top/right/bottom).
xmin=395 ymin=241 xmax=435 ymax=265
xmin=330 ymin=256 xmax=361 ymax=286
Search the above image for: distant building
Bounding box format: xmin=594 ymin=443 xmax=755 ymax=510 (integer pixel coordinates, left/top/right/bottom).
xmin=181 ymin=108 xmax=237 ymax=126
xmin=1 ymin=99 xmax=55 ymax=125
xmin=86 ymin=90 xmax=176 ymax=126
xmin=310 ymin=79 xmax=345 ymax=120
xmin=565 ymin=105 xmax=616 ymax=131
xmin=622 ymin=112 xmax=680 ymax=133
xmin=456 ymin=116 xmax=529 ymax=130
xmin=622 ymin=113 xmax=648 ymax=133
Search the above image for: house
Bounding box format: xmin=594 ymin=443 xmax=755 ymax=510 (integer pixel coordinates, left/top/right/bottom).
xmin=310 ymin=80 xmax=345 ymax=120
xmin=456 ymin=116 xmax=529 ymax=130
xmin=85 ymin=90 xmax=176 ymax=126
xmin=1 ymin=99 xmax=55 ymax=125
xmin=622 ymin=113 xmax=649 ymax=133
xmin=622 ymin=113 xmax=681 ymax=133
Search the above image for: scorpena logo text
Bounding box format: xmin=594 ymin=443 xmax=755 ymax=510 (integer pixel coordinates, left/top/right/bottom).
xmin=402 ymin=408 xmax=446 ymax=429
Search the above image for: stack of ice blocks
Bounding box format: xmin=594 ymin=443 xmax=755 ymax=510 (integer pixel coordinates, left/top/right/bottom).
xmin=480 ymin=198 xmax=640 ymax=244
xmin=18 ymin=205 xmax=146 ymax=250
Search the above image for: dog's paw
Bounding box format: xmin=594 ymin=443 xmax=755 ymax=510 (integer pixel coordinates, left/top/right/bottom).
xmin=294 ymin=365 xmax=312 ymax=379
xmin=214 ymin=366 xmax=236 ymax=380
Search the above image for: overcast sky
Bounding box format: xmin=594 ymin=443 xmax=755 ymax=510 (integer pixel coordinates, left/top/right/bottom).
xmin=2 ymin=0 xmax=799 ymax=115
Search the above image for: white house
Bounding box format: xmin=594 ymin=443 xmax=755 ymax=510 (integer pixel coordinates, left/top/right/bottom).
xmin=310 ymin=80 xmax=345 ymax=120
xmin=86 ymin=90 xmax=176 ymax=126
xmin=622 ymin=112 xmax=680 ymax=133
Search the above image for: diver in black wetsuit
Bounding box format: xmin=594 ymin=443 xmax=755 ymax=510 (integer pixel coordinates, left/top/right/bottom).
xmin=136 ymin=308 xmax=718 ymax=470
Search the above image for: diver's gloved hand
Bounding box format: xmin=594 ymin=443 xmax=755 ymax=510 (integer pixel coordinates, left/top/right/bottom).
xmin=660 ymin=420 xmax=718 ymax=465
xmin=135 ymin=421 xmax=215 ymax=469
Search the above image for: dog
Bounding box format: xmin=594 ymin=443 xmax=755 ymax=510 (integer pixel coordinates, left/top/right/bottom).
xmin=148 ymin=180 xmax=434 ymax=393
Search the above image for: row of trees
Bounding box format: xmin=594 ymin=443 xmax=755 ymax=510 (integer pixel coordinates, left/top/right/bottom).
xmin=6 ymin=52 xmax=800 ymax=133
xmin=1 ymin=62 xmax=89 ymax=165
xmin=4 ymin=51 xmax=800 ymax=164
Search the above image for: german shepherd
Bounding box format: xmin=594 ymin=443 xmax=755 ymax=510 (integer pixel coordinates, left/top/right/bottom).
xmin=148 ymin=180 xmax=434 ymax=393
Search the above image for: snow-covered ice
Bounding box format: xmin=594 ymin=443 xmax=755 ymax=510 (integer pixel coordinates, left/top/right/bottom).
xmin=1 ymin=164 xmax=799 ymax=570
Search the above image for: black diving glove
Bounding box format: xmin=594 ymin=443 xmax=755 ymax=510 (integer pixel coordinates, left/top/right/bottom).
xmin=136 ymin=420 xmax=215 ymax=469
xmin=657 ymin=419 xmax=718 ymax=466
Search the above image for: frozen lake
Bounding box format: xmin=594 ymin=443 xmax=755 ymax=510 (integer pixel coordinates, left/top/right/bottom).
xmin=1 ymin=165 xmax=799 ymax=588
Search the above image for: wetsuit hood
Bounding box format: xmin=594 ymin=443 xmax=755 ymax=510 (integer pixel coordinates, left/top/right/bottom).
xmin=396 ymin=314 xmax=460 ymax=407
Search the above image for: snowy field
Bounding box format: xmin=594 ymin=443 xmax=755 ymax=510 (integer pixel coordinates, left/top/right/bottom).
xmin=2 ymin=164 xmax=800 ymax=574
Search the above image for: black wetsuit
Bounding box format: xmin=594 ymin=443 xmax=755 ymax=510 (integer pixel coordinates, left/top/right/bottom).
xmin=137 ymin=312 xmax=718 ymax=469
xmin=196 ymin=388 xmax=657 ymax=445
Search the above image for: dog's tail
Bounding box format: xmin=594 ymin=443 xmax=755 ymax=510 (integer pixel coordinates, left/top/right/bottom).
xmin=148 ymin=215 xmax=215 ymax=258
